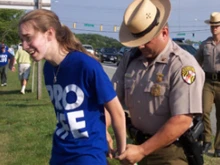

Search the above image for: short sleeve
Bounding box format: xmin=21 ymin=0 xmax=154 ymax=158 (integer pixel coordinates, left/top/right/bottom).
xmin=169 ymin=64 xmax=205 ymax=116
xmin=89 ymin=62 xmax=116 ymax=105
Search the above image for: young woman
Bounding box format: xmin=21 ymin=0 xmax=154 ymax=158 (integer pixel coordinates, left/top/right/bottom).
xmin=18 ymin=9 xmax=126 ymax=165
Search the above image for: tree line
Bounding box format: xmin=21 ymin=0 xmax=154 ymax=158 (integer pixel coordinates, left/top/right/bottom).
xmin=0 ymin=9 xmax=24 ymax=45
xmin=0 ymin=9 xmax=200 ymax=50
xmin=0 ymin=9 xmax=123 ymax=50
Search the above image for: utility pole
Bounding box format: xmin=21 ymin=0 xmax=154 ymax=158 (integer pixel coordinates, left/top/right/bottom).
xmin=37 ymin=0 xmax=42 ymax=99
xmin=37 ymin=0 xmax=42 ymax=9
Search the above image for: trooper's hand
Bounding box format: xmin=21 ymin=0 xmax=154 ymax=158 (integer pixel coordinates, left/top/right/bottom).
xmin=116 ymin=144 xmax=145 ymax=164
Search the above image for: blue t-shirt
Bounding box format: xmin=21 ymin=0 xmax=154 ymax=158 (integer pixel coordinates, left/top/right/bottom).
xmin=43 ymin=51 xmax=116 ymax=165
xmin=0 ymin=51 xmax=13 ymax=67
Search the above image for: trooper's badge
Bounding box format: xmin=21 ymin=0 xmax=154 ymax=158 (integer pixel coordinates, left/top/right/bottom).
xmin=150 ymin=84 xmax=161 ymax=96
xmin=181 ymin=66 xmax=196 ymax=85
xmin=156 ymin=73 xmax=164 ymax=82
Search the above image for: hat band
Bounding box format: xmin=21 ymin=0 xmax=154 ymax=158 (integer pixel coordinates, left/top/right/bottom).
xmin=209 ymin=21 xmax=220 ymax=24
xmin=132 ymin=8 xmax=160 ymax=38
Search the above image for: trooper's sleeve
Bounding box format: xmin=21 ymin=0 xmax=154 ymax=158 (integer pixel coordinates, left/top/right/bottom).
xmin=194 ymin=43 xmax=204 ymax=66
xmin=111 ymin=52 xmax=131 ymax=106
xmin=169 ymin=61 xmax=205 ymax=116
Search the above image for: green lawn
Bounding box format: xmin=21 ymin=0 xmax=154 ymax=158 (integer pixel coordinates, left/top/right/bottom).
xmin=0 ymin=64 xmax=219 ymax=165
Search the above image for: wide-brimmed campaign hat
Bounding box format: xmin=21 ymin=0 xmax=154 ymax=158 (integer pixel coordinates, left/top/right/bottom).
xmin=119 ymin=0 xmax=171 ymax=47
xmin=205 ymin=12 xmax=220 ymax=26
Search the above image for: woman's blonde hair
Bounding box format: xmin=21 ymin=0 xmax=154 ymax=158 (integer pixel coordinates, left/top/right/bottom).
xmin=19 ymin=9 xmax=97 ymax=59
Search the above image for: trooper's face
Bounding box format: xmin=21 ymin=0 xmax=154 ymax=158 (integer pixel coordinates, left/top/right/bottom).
xmin=211 ymin=25 xmax=220 ymax=35
xmin=138 ymin=26 xmax=169 ymax=59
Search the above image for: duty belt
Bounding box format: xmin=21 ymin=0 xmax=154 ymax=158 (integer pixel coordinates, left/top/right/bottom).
xmin=205 ymin=72 xmax=220 ymax=81
xmin=127 ymin=125 xmax=152 ymax=144
xmin=125 ymin=111 xmax=152 ymax=144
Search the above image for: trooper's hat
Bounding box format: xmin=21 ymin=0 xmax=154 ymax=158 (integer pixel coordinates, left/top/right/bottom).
xmin=205 ymin=12 xmax=220 ymax=26
xmin=119 ymin=0 xmax=171 ymax=47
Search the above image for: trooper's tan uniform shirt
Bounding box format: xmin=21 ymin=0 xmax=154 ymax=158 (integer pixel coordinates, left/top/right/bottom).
xmin=196 ymin=37 xmax=220 ymax=72
xmin=112 ymin=39 xmax=205 ymax=135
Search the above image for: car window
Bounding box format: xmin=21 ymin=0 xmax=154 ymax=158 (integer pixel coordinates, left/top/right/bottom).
xmin=83 ymin=44 xmax=94 ymax=50
xmin=172 ymin=38 xmax=197 ymax=56
xmin=119 ymin=47 xmax=131 ymax=54
xmin=103 ymin=48 xmax=117 ymax=53
xmin=178 ymin=44 xmax=197 ymax=56
xmin=83 ymin=46 xmax=92 ymax=50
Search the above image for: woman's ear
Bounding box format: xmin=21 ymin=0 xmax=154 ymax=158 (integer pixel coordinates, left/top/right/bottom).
xmin=46 ymin=28 xmax=55 ymax=41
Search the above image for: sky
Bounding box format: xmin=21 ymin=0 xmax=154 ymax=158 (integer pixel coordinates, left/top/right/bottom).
xmin=51 ymin=0 xmax=220 ymax=42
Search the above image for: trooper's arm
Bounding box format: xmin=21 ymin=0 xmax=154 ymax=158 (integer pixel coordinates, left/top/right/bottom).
xmin=117 ymin=114 xmax=192 ymax=164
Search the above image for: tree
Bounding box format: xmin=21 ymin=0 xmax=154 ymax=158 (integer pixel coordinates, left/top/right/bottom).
xmin=75 ymin=33 xmax=123 ymax=50
xmin=0 ymin=9 xmax=25 ymax=46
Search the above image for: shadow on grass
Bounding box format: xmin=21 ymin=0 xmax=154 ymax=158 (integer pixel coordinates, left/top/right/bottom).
xmin=0 ymin=89 xmax=33 ymax=94
xmin=0 ymin=90 xmax=21 ymax=95
xmin=5 ymin=103 xmax=51 ymax=108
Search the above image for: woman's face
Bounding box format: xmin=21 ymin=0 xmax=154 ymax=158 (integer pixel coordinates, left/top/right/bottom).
xmin=19 ymin=22 xmax=49 ymax=61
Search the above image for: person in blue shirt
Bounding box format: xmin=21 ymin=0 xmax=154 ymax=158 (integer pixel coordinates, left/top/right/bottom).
xmin=18 ymin=9 xmax=126 ymax=165
xmin=0 ymin=44 xmax=15 ymax=86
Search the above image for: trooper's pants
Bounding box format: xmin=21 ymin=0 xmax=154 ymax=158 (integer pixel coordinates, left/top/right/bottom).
xmin=138 ymin=142 xmax=188 ymax=165
xmin=203 ymin=79 xmax=220 ymax=150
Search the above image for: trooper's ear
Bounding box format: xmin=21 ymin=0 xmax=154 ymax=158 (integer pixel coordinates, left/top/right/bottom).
xmin=161 ymin=26 xmax=169 ymax=40
xmin=162 ymin=26 xmax=168 ymax=36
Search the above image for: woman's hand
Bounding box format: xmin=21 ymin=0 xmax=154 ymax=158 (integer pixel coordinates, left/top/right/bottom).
xmin=106 ymin=131 xmax=114 ymax=159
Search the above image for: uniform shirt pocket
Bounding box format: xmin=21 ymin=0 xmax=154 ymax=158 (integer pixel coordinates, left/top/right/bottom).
xmin=124 ymin=72 xmax=135 ymax=106
xmin=203 ymin=46 xmax=213 ymax=67
xmin=144 ymin=82 xmax=169 ymax=116
xmin=204 ymin=46 xmax=212 ymax=56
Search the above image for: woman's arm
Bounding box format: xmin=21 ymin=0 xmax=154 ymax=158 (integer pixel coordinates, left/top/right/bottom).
xmin=104 ymin=96 xmax=126 ymax=155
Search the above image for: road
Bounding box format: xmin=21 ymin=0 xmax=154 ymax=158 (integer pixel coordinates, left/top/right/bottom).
xmin=102 ymin=63 xmax=217 ymax=135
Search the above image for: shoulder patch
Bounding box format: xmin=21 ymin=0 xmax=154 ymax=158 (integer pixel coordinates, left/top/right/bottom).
xmin=181 ymin=66 xmax=196 ymax=85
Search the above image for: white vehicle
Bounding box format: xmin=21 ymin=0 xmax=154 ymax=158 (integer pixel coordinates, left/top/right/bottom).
xmin=82 ymin=44 xmax=95 ymax=55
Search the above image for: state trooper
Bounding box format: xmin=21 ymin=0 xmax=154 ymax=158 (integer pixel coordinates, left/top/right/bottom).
xmin=195 ymin=12 xmax=220 ymax=157
xmin=111 ymin=0 xmax=205 ymax=164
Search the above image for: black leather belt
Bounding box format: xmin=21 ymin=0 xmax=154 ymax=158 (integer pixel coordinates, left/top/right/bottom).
xmin=127 ymin=125 xmax=152 ymax=144
xmin=132 ymin=129 xmax=152 ymax=144
xmin=205 ymin=72 xmax=220 ymax=81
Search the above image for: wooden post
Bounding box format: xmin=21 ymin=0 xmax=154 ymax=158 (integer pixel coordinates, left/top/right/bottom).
xmin=37 ymin=0 xmax=42 ymax=99
xmin=31 ymin=62 xmax=35 ymax=93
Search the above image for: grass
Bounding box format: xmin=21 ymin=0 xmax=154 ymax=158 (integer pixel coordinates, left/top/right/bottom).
xmin=0 ymin=64 xmax=55 ymax=165
xmin=0 ymin=64 xmax=219 ymax=165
